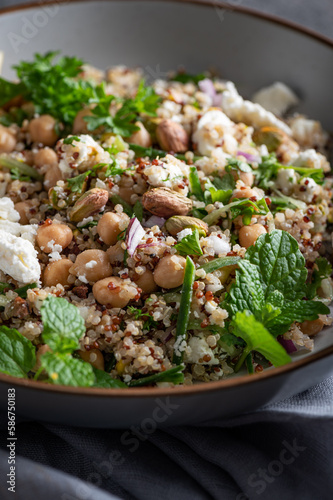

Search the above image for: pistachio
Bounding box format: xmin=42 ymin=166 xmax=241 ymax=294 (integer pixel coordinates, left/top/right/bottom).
xmin=156 ymin=119 xmax=189 ymax=153
xmin=68 ymin=188 xmax=109 ymax=222
xmin=142 ymin=187 xmax=192 ymax=218
xmin=165 ymin=216 xmax=208 ymax=237
xmin=253 ymin=126 xmax=297 ymax=153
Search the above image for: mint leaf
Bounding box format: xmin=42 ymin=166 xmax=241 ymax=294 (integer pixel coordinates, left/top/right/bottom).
xmin=93 ymin=368 xmax=127 ymax=388
xmin=41 ymin=296 xmax=85 ymax=353
xmin=245 ymin=230 xmax=307 ymax=301
xmin=233 ymin=312 xmax=291 ymax=367
xmin=225 ymin=230 xmax=330 ymax=335
xmin=175 ymin=229 xmax=203 ymax=256
xmin=40 ymin=352 xmax=95 ymax=387
xmin=0 ymin=326 xmax=36 ymax=378
xmin=213 ymin=173 xmax=236 ymax=191
xmin=307 ymin=257 xmax=332 ymax=300
xmin=209 ymin=187 xmax=232 ymax=204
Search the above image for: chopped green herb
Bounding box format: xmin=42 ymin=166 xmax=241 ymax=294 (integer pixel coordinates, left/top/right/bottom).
xmin=63 ymin=135 xmax=81 ymax=145
xmin=175 ymin=229 xmax=203 ymax=256
xmin=67 ymin=172 xmax=90 ymax=193
xmin=92 ymin=368 xmax=127 ymax=388
xmin=14 ymin=283 xmax=38 ymax=298
xmin=129 ymin=364 xmax=185 ymax=387
xmin=189 ymin=166 xmax=205 ymax=201
xmin=132 ymin=200 xmax=143 ymax=221
xmin=111 ymin=195 xmax=133 ymax=216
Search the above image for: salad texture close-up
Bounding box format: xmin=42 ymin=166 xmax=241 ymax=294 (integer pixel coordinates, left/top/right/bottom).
xmin=0 ymin=52 xmax=332 ymax=389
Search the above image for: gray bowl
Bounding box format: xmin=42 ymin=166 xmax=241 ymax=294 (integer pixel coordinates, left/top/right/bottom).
xmin=0 ymin=0 xmax=332 ymax=427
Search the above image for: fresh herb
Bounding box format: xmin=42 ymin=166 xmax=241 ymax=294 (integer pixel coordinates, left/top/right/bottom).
xmin=203 ymin=197 xmax=270 ymax=226
xmin=175 ymin=229 xmax=203 ymax=256
xmin=171 ymin=72 xmax=206 ymax=84
xmin=129 ymin=364 xmax=185 ymax=387
xmin=225 ymin=157 xmax=252 ymax=174
xmin=0 ymin=155 xmax=43 ymax=181
xmin=269 ymin=193 xmax=307 ymax=212
xmin=92 ymin=367 xmax=127 ymax=388
xmin=14 ymin=283 xmax=38 ymax=298
xmin=0 ymin=326 xmax=36 ymax=378
xmin=173 ymin=256 xmax=196 ymax=364
xmin=225 ymin=230 xmax=330 ymax=337
xmin=200 ymin=256 xmax=241 ymax=274
xmin=209 ymin=187 xmax=233 ymax=204
xmin=104 ymin=159 xmax=124 ymax=178
xmin=0 ymin=78 xmax=26 ymax=107
xmin=232 ymin=311 xmax=291 ymax=371
xmin=307 ymin=257 xmax=332 ymax=300
xmin=127 ymin=306 xmax=158 ymax=330
xmin=63 ymin=135 xmax=81 ymax=145
xmin=67 ymin=172 xmax=89 ymax=193
xmin=132 ymin=200 xmax=143 ymax=221
xmin=213 ymin=173 xmax=236 ymax=191
xmin=128 ymin=143 xmax=201 ymax=163
xmin=189 ymin=166 xmax=205 ymax=201
xmin=0 ymin=282 xmax=12 ymax=294
xmin=40 ymin=351 xmax=95 ymax=387
xmin=255 ymin=154 xmax=324 ymax=189
xmin=41 ymin=296 xmax=85 ymax=353
xmin=230 ymin=197 xmax=270 ymax=226
xmin=111 ymin=195 xmax=133 ymax=216
xmin=85 ymin=80 xmax=161 ymax=136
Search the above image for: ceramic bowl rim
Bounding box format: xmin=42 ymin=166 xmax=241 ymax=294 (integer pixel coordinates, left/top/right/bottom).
xmin=0 ymin=0 xmax=332 ymax=398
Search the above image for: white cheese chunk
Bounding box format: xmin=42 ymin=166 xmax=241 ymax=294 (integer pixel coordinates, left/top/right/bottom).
xmin=185 ymin=335 xmax=219 ymax=365
xmin=252 ymin=82 xmax=299 ymax=116
xmin=192 ymin=109 xmax=237 ymax=156
xmin=0 ymin=229 xmax=41 ymax=283
xmin=221 ymin=83 xmax=292 ymax=135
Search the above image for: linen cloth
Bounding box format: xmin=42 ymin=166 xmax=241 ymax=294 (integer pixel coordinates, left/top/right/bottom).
xmin=0 ymin=376 xmax=333 ymax=500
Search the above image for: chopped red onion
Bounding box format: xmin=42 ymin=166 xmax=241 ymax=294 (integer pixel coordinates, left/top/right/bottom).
xmin=126 ymin=217 xmax=146 ymax=256
xmin=143 ymin=216 xmax=166 ymax=228
xmin=278 ymin=336 xmax=297 ymax=354
xmin=198 ymin=78 xmax=222 ymax=107
xmin=237 ymin=150 xmax=261 ymax=163
xmin=160 ymin=326 xmax=174 ymax=344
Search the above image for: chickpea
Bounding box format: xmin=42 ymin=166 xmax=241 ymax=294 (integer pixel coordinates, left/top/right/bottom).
xmin=69 ymin=249 xmax=112 ymax=283
xmin=129 ymin=121 xmax=152 ymax=148
xmin=106 ymin=241 xmax=125 ymax=264
xmin=43 ymin=258 xmax=73 ymax=287
xmin=79 ymin=349 xmax=105 ymax=371
xmin=154 ymin=255 xmax=186 ymax=289
xmin=43 ymin=164 xmax=63 ymax=189
xmin=118 ymin=187 xmax=134 ymax=205
xmin=36 ymin=222 xmax=73 ymax=253
xmin=231 ymin=186 xmax=258 ymax=201
xmin=239 ymin=224 xmax=266 ymax=249
xmin=97 ymin=212 xmax=129 ymax=246
xmin=230 ymin=170 xmax=254 ymax=187
xmin=32 ymin=344 xmax=51 ymax=372
xmin=134 ymin=269 xmax=158 ymax=294
xmin=34 ymin=147 xmax=58 ymax=168
xmin=300 ymin=318 xmax=324 ymax=337
xmin=0 ymin=124 xmax=16 ymax=153
xmin=93 ymin=276 xmax=137 ymax=308
xmin=28 ymin=114 xmax=58 ymax=147
xmin=73 ymin=108 xmax=92 ymax=135
xmin=14 ymin=200 xmax=34 ymax=225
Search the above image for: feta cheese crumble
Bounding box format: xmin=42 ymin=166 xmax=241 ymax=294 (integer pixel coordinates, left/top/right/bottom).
xmin=252 ymin=82 xmax=299 ymax=116
xmin=0 ymin=229 xmax=41 ymax=283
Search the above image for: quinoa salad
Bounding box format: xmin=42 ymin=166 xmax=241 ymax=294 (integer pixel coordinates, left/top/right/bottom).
xmin=0 ymin=52 xmax=332 ymax=388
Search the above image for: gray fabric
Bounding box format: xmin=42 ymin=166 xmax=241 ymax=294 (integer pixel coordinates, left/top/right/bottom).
xmin=0 ymin=1 xmax=332 ymax=499
xmin=0 ymin=377 xmax=333 ymax=500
